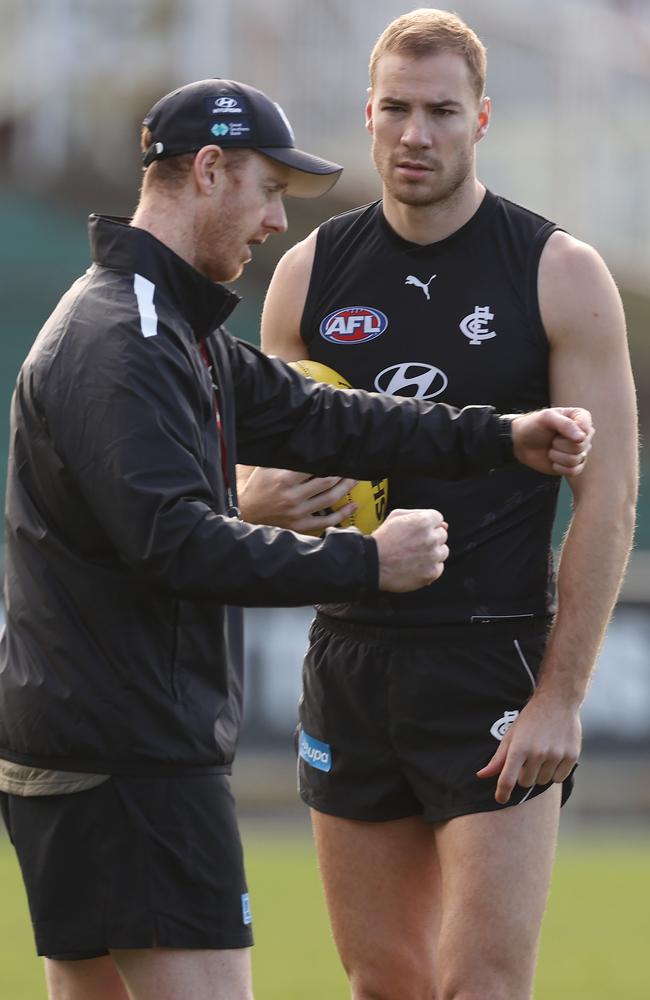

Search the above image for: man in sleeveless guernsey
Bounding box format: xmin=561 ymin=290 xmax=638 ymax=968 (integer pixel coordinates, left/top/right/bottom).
xmin=238 ymin=10 xmax=638 ymax=1000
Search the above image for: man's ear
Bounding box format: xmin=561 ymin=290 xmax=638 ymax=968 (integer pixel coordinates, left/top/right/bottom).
xmin=475 ymin=96 xmax=491 ymax=143
xmin=193 ymin=144 xmax=227 ymax=195
xmin=365 ymin=91 xmax=374 ymax=134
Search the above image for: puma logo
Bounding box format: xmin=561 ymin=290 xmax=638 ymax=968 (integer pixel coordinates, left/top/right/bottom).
xmin=405 ymin=274 xmax=437 ymax=300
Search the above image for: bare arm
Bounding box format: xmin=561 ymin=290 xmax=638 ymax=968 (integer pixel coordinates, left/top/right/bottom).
xmin=542 ymin=235 xmax=637 ymax=701
xmin=260 ymin=230 xmax=317 ymax=360
xmin=237 ymin=230 xmax=358 ymax=530
xmin=478 ymin=232 xmax=638 ymax=803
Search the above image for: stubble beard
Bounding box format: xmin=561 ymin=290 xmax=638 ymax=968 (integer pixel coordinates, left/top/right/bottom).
xmin=196 ymin=201 xmax=246 ymax=284
xmin=375 ymin=143 xmax=475 ymax=210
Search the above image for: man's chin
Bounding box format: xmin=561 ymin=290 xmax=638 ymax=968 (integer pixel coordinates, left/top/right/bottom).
xmin=388 ymin=176 xmax=465 ymax=209
xmin=394 ymin=170 xmax=440 ymax=194
xmin=396 ymin=189 xmax=438 ymax=207
xmin=216 ymin=261 xmax=246 ymax=284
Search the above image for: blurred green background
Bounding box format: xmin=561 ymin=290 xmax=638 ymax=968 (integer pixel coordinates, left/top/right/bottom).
xmin=1 ymin=823 xmax=649 ymax=999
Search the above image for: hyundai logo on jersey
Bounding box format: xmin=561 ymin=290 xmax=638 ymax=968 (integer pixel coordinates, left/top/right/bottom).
xmin=319 ymin=306 xmax=388 ymax=345
xmin=298 ymin=728 xmax=332 ymax=772
xmin=374 ymin=362 xmax=448 ymax=399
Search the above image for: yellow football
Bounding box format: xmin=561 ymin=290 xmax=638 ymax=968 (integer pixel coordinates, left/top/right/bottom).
xmin=289 ymin=360 xmax=389 ymax=536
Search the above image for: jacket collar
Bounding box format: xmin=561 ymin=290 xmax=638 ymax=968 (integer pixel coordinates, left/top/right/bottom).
xmin=88 ymin=214 xmax=240 ymax=339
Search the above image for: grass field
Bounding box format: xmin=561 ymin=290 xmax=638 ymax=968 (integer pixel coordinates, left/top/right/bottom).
xmin=1 ymin=825 xmax=648 ymax=998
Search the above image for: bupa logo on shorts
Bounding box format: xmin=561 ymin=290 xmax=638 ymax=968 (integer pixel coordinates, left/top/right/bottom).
xmin=241 ymin=892 xmax=252 ymax=926
xmin=319 ymin=306 xmax=388 ymax=345
xmin=299 ymin=728 xmax=332 ymax=772
xmin=490 ymin=709 xmax=519 ymax=742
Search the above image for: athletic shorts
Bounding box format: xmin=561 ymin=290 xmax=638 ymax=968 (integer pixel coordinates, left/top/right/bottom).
xmin=298 ymin=613 xmax=575 ymax=823
xmin=0 ymin=773 xmax=253 ymax=959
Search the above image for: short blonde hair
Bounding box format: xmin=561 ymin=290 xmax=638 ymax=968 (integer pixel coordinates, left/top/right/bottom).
xmin=369 ymin=8 xmax=487 ymax=101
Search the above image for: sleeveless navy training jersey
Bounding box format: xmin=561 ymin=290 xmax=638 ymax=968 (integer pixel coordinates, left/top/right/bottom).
xmin=301 ymin=189 xmax=560 ymax=626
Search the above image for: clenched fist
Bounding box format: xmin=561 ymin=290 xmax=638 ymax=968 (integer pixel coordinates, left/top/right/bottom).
xmin=512 ymin=406 xmax=594 ymax=476
xmin=374 ymin=508 xmax=449 ymax=593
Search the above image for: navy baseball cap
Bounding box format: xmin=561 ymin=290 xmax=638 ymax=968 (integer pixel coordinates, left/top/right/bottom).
xmin=142 ymin=78 xmax=343 ymax=198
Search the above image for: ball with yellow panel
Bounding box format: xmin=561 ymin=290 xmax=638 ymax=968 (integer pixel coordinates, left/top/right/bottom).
xmin=289 ymin=360 xmax=389 ymax=536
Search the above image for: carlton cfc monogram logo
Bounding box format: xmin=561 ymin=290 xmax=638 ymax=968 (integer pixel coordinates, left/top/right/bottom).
xmin=319 ymin=306 xmax=388 ymax=345
xmin=459 ymin=306 xmax=497 ymax=345
xmin=490 ymin=710 xmax=519 ymax=741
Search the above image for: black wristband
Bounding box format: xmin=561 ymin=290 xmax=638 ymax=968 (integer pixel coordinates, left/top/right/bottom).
xmin=497 ymin=415 xmax=516 ymax=463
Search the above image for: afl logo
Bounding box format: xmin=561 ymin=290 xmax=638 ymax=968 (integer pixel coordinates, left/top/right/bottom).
xmin=319 ymin=306 xmax=388 ymax=345
xmin=374 ymin=362 xmax=448 ymax=399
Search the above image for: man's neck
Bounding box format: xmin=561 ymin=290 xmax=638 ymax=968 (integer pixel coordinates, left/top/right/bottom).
xmin=131 ymin=198 xmax=197 ymax=270
xmin=382 ymin=177 xmax=485 ymax=245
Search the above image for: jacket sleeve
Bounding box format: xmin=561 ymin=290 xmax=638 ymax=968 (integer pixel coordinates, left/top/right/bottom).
xmin=229 ymin=337 xmax=508 ymax=478
xmin=39 ymin=316 xmax=378 ymax=606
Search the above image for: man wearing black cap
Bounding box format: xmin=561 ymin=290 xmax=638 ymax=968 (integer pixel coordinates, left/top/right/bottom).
xmin=0 ymin=76 xmax=593 ymax=1000
xmin=141 ymin=78 xmax=341 ymax=198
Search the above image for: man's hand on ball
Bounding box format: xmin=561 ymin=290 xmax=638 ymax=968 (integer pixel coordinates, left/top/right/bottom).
xmin=374 ymin=509 xmax=449 ymax=592
xmin=238 ymin=466 xmax=356 ymax=531
xmin=511 ymin=406 xmax=594 ymax=476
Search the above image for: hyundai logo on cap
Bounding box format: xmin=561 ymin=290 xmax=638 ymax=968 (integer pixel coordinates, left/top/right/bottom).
xmin=141 ymin=78 xmax=343 ymax=198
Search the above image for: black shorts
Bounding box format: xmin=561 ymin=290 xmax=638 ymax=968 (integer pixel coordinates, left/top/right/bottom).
xmin=0 ymin=773 xmax=253 ymax=959
xmin=298 ymin=614 xmax=575 ymax=823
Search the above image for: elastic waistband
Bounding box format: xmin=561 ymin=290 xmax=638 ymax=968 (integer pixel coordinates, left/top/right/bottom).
xmin=314 ymin=612 xmax=552 ymax=648
xmin=0 ymin=749 xmax=232 ymax=778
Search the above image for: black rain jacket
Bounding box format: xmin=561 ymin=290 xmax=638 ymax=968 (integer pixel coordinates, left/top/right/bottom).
xmin=0 ymin=216 xmax=510 ymax=775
